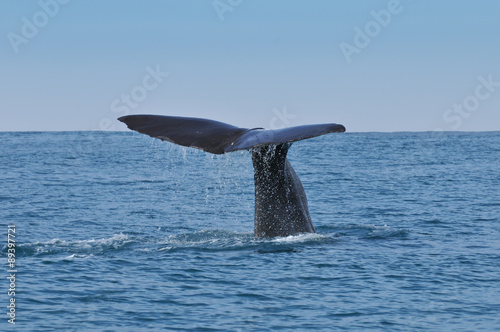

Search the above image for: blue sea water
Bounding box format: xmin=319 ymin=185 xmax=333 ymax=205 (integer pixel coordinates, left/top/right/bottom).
xmin=1 ymin=131 xmax=500 ymax=331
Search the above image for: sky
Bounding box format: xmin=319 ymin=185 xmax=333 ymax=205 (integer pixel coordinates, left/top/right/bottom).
xmin=1 ymin=0 xmax=499 ymax=132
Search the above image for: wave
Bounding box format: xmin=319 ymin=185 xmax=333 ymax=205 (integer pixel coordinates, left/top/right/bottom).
xmin=11 ymin=224 xmax=409 ymax=259
xmin=317 ymin=223 xmax=410 ymax=240
xmin=158 ymin=229 xmax=336 ymax=252
xmin=15 ymin=233 xmax=133 ymax=258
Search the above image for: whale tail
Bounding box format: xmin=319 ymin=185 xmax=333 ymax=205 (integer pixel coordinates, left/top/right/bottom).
xmin=118 ymin=114 xmax=345 ymax=238
xmin=118 ymin=115 xmax=345 ymax=155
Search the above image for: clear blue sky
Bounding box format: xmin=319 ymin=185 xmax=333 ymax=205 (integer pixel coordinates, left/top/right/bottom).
xmin=1 ymin=0 xmax=499 ymax=132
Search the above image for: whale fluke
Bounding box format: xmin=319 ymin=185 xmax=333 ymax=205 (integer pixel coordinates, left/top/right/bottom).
xmin=118 ymin=115 xmax=345 ymax=154
xmin=118 ymin=114 xmax=346 ymax=238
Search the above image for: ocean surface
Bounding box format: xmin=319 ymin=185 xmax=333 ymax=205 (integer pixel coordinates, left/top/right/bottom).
xmin=2 ymin=131 xmax=500 ymax=331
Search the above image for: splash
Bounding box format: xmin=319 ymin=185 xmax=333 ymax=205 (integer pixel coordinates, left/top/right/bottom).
xmin=270 ymin=232 xmax=328 ymax=243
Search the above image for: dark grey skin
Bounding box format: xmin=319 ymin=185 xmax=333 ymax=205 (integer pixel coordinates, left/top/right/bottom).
xmin=118 ymin=115 xmax=345 ymax=238
xmin=251 ymin=143 xmax=314 ymax=238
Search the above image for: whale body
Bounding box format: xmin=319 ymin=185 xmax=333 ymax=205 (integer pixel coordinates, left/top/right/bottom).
xmin=118 ymin=115 xmax=345 ymax=238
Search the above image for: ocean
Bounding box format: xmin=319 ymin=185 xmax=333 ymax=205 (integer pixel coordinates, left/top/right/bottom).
xmin=2 ymin=131 xmax=500 ymax=331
